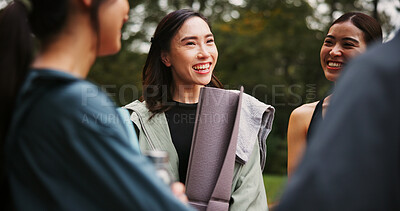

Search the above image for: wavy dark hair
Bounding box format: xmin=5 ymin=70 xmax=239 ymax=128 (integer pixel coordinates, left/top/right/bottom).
xmin=331 ymin=12 xmax=383 ymax=45
xmin=0 ymin=0 xmax=106 ymax=208
xmin=141 ymin=9 xmax=223 ymax=116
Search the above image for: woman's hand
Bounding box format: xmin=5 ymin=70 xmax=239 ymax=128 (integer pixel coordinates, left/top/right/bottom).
xmin=171 ymin=182 xmax=188 ymax=203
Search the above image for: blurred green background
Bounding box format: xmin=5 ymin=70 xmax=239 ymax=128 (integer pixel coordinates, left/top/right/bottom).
xmin=2 ymin=0 xmax=398 ymax=206
xmin=87 ymin=0 xmax=399 ymax=174
xmin=88 ymin=0 xmax=399 ymax=205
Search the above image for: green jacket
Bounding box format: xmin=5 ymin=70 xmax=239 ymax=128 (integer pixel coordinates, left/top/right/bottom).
xmin=125 ymin=100 xmax=268 ymax=211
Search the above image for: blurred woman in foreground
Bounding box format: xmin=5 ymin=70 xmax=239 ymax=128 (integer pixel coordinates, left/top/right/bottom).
xmin=0 ymin=0 xmax=191 ymax=210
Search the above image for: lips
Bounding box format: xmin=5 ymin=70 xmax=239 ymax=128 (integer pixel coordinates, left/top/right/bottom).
xmin=327 ymin=61 xmax=343 ymax=70
xmin=192 ymin=63 xmax=211 ymax=74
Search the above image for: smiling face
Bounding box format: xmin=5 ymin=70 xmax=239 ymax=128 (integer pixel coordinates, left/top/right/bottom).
xmin=162 ymin=16 xmax=218 ymax=89
xmin=97 ymin=0 xmax=130 ymax=56
xmin=320 ymin=21 xmax=367 ymax=82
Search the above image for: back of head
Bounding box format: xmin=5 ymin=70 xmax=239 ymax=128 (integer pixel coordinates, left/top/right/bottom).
xmin=0 ymin=1 xmax=70 ymax=208
xmin=0 ymin=0 xmax=69 ymax=143
xmin=0 ymin=0 xmax=108 ymax=147
xmin=0 ymin=0 xmax=105 ymax=207
xmin=331 ymin=12 xmax=383 ymax=45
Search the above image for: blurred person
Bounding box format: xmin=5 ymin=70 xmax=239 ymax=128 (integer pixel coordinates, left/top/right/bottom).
xmin=287 ymin=12 xmax=382 ymax=176
xmin=277 ymin=30 xmax=400 ymax=211
xmin=125 ymin=9 xmax=270 ymax=210
xmin=0 ymin=0 xmax=192 ymax=210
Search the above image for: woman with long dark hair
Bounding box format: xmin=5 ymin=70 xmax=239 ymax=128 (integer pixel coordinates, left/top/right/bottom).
xmin=287 ymin=12 xmax=383 ymax=176
xmin=125 ymin=9 xmax=269 ymax=210
xmin=0 ymin=1 xmax=191 ymax=210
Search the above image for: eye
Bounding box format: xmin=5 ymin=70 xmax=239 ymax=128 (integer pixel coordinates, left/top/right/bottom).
xmin=343 ymin=42 xmax=355 ymax=48
xmin=207 ymin=38 xmax=214 ymax=44
xmin=323 ymin=39 xmax=333 ymax=46
xmin=186 ymin=41 xmax=195 ymax=46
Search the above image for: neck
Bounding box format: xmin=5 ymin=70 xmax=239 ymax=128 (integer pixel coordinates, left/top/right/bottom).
xmin=172 ymin=84 xmax=203 ymax=104
xmin=31 ymin=10 xmax=97 ymax=78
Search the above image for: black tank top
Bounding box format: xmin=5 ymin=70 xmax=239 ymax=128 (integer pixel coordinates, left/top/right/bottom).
xmin=165 ymin=102 xmax=197 ymax=184
xmin=306 ymin=97 xmax=325 ymax=142
xmin=133 ymin=102 xmax=197 ymax=184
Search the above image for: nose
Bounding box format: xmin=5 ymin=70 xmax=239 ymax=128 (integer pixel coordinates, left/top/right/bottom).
xmin=197 ymin=45 xmax=211 ymax=59
xmin=329 ymin=45 xmax=342 ymax=57
xmin=123 ymin=14 xmax=129 ymax=23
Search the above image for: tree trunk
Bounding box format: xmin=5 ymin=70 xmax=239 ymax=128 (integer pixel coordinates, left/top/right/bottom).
xmin=373 ymin=0 xmax=380 ymax=23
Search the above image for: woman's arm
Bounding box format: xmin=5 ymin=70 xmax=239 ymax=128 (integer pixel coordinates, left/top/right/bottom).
xmin=287 ymin=105 xmax=314 ymax=177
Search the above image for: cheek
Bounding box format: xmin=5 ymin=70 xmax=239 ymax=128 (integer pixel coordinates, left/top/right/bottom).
xmin=320 ymin=48 xmax=327 ymax=65
xmin=320 ymin=46 xmax=328 ymax=58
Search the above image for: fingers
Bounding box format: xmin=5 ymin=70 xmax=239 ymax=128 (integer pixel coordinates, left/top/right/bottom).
xmin=171 ymin=182 xmax=188 ymax=203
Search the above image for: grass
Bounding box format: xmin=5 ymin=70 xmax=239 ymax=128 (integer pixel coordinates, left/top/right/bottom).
xmin=263 ymin=174 xmax=287 ymax=206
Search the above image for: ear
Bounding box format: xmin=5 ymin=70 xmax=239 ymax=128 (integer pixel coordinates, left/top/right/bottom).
xmin=81 ymin=0 xmax=92 ymax=8
xmin=161 ymin=51 xmax=171 ymax=67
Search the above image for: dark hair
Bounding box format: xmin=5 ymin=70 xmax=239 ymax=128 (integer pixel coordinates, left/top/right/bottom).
xmin=142 ymin=9 xmax=223 ymax=116
xmin=331 ymin=12 xmax=383 ymax=45
xmin=0 ymin=0 xmax=106 ymax=206
xmin=0 ymin=1 xmax=34 ymax=163
xmin=0 ymin=0 xmax=107 ymax=139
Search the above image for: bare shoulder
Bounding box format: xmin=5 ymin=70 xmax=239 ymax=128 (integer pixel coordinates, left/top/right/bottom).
xmin=290 ymin=101 xmax=319 ymax=120
xmin=288 ymin=101 xmax=319 ymax=134
xmin=287 ymin=102 xmax=320 ymax=174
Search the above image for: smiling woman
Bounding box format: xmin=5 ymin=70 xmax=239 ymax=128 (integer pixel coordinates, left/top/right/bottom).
xmin=139 ymin=9 xmax=223 ymax=115
xmin=320 ymin=21 xmax=367 ymax=81
xmin=124 ymin=9 xmax=269 ymax=211
xmin=286 ymin=12 xmax=382 ymax=177
xmin=160 ymin=16 xmax=219 ymax=100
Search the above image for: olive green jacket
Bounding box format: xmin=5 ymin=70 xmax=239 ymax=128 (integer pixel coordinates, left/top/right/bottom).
xmin=125 ymin=100 xmax=268 ymax=211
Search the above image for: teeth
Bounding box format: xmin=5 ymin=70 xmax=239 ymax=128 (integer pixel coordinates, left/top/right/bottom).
xmin=328 ymin=62 xmax=342 ymax=67
xmin=193 ymin=63 xmax=210 ymax=70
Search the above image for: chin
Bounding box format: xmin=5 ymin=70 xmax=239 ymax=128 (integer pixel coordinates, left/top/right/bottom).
xmin=98 ymin=48 xmax=120 ymax=57
xmin=98 ymin=41 xmax=121 ymax=56
xmin=325 ymin=74 xmax=339 ymax=82
xmin=201 ymin=76 xmax=213 ymax=85
xmin=324 ymin=69 xmax=341 ymax=82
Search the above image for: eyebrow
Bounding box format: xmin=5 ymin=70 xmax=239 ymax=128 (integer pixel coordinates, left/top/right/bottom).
xmin=326 ymin=35 xmax=360 ymax=44
xmin=180 ymin=33 xmax=214 ymax=42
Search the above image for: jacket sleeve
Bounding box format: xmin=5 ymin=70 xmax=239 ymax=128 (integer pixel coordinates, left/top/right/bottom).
xmin=8 ymin=83 xmax=193 ymax=211
xmin=230 ymin=141 xmax=268 ymax=211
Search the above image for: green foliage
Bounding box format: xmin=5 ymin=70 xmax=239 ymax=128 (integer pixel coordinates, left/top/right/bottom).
xmin=212 ymin=1 xmax=332 ymax=175
xmin=87 ymin=0 xmax=397 ymax=174
xmin=88 ymin=51 xmax=146 ymax=106
xmin=263 ymin=174 xmax=287 ymax=205
xmin=88 ymin=0 xmax=334 ymax=175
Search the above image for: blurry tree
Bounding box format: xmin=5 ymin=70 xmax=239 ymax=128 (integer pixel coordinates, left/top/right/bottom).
xmin=87 ymin=0 xmax=399 ymax=174
xmin=0 ymin=0 xmax=390 ymax=174
xmin=88 ymin=0 xmax=244 ymax=105
xmin=213 ymin=0 xmax=326 ymax=174
xmin=307 ymin=0 xmax=399 ymax=40
xmin=0 ymin=0 xmax=397 ymax=177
